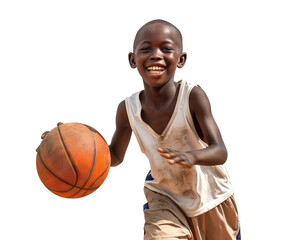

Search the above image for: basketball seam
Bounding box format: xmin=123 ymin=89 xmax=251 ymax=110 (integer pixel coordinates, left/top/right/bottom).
xmin=67 ymin=128 xmax=97 ymax=198
xmin=38 ymin=123 xmax=110 ymax=198
xmin=37 ymin=150 xmax=77 ymax=192
xmin=82 ymin=161 xmax=110 ymax=196
xmin=57 ymin=124 xmax=78 ymax=193
xmin=82 ymin=124 xmax=108 ymax=143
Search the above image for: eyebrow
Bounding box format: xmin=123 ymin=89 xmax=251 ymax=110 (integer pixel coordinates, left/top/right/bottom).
xmin=139 ymin=41 xmax=151 ymax=45
xmin=139 ymin=40 xmax=175 ymax=45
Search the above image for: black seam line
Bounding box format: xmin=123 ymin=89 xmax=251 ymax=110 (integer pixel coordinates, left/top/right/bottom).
xmin=82 ymin=124 xmax=107 ymax=143
xmin=82 ymin=160 xmax=110 ymax=197
xmin=81 ymin=142 xmax=110 ymax=197
xmin=57 ymin=125 xmax=78 ymax=192
xmin=47 ymin=185 xmax=98 ymax=192
xmin=47 ymin=185 xmax=97 ymax=192
xmin=46 ymin=154 xmax=110 ymax=195
xmin=37 ymin=149 xmax=76 ymax=192
xmin=68 ymin=128 xmax=97 ymax=198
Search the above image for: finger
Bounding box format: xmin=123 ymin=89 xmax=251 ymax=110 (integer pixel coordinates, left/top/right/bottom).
xmin=169 ymin=155 xmax=183 ymax=162
xmin=41 ymin=131 xmax=49 ymax=139
xmin=157 ymin=148 xmax=165 ymax=153
xmin=178 ymin=161 xmax=191 ymax=169
xmin=167 ymin=156 xmax=192 ymax=168
xmin=167 ymin=155 xmax=182 ymax=164
xmin=168 ymin=159 xmax=175 ymax=165
xmin=168 ymin=159 xmax=190 ymax=168
xmin=160 ymin=152 xmax=172 ymax=159
xmin=157 ymin=148 xmax=171 ymax=153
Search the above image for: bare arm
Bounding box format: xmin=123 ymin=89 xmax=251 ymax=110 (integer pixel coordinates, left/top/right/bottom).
xmin=109 ymin=101 xmax=132 ymax=167
xmin=158 ymin=86 xmax=227 ymax=168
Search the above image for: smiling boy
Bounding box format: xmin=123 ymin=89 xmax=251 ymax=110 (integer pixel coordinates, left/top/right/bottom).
xmin=109 ymin=19 xmax=240 ymax=240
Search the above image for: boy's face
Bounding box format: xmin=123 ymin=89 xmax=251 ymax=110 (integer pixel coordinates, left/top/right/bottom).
xmin=129 ymin=23 xmax=186 ymax=88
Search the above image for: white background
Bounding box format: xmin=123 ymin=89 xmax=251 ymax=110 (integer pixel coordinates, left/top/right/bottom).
xmin=1 ymin=0 xmax=282 ymax=239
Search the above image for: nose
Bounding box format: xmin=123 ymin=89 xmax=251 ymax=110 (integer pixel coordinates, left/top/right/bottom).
xmin=151 ymin=48 xmax=162 ymax=60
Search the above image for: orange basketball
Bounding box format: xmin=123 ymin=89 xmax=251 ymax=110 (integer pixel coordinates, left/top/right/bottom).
xmin=36 ymin=122 xmax=110 ymax=198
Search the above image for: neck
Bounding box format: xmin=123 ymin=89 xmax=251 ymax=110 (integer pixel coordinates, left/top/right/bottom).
xmin=142 ymin=80 xmax=179 ymax=109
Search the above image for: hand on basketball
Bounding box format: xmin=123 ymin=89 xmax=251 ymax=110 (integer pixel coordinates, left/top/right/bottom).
xmin=157 ymin=148 xmax=194 ymax=168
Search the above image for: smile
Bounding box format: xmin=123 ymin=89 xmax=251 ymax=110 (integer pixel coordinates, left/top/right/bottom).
xmin=146 ymin=66 xmax=165 ymax=74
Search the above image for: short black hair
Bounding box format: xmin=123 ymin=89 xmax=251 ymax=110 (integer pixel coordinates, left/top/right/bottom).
xmin=133 ymin=19 xmax=183 ymax=52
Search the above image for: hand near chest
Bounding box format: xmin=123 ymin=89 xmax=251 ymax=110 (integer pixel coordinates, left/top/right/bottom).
xmin=157 ymin=86 xmax=228 ymax=168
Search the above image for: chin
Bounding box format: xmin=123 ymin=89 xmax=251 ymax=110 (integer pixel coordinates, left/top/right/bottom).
xmin=144 ymin=78 xmax=170 ymax=88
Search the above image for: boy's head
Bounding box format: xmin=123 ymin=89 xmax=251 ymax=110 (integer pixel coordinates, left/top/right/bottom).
xmin=129 ymin=19 xmax=187 ymax=87
xmin=133 ymin=19 xmax=183 ymax=53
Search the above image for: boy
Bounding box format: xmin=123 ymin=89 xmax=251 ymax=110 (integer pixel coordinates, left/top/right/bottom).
xmin=109 ymin=19 xmax=240 ymax=240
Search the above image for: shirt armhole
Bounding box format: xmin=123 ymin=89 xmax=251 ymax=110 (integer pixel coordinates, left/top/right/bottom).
xmin=185 ymin=84 xmax=208 ymax=148
xmin=125 ymin=96 xmax=146 ymax=153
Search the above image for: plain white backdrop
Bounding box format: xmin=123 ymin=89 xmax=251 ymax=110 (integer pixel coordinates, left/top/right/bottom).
xmin=1 ymin=0 xmax=282 ymax=239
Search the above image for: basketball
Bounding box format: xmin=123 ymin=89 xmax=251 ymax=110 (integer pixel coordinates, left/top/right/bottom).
xmin=36 ymin=122 xmax=110 ymax=198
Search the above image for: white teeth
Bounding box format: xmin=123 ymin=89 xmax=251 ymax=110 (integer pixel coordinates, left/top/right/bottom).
xmin=147 ymin=66 xmax=165 ymax=71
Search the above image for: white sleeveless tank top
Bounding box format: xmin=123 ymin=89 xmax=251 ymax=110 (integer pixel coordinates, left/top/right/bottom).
xmin=125 ymin=80 xmax=233 ymax=217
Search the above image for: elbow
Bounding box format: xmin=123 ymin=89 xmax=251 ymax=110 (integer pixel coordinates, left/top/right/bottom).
xmin=109 ymin=145 xmax=123 ymax=167
xmin=110 ymin=155 xmax=118 ymax=166
xmin=218 ymin=146 xmax=228 ymax=165
xmin=111 ymin=157 xmax=123 ymax=167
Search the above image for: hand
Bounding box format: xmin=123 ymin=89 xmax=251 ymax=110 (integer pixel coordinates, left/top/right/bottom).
xmin=157 ymin=148 xmax=194 ymax=168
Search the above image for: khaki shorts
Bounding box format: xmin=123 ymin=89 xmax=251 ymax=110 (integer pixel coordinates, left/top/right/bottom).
xmin=144 ymin=188 xmax=240 ymax=240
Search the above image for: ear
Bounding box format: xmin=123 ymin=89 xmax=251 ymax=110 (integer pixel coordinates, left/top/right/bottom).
xmin=128 ymin=52 xmax=137 ymax=68
xmin=177 ymin=52 xmax=187 ymax=68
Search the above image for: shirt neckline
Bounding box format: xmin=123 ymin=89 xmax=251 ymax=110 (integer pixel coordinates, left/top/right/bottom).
xmin=136 ymin=80 xmax=186 ymax=140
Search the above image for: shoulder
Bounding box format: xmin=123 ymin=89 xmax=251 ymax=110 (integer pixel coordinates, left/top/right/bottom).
xmin=116 ymin=100 xmax=127 ymax=119
xmin=116 ymin=100 xmax=131 ymax=129
xmin=189 ymin=85 xmax=212 ymax=116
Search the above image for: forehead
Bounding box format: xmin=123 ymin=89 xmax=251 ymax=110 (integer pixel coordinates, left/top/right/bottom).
xmin=134 ymin=23 xmax=182 ymax=49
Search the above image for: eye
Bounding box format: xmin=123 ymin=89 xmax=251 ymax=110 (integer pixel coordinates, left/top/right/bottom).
xmin=140 ymin=47 xmax=151 ymax=53
xmin=162 ymin=47 xmax=173 ymax=52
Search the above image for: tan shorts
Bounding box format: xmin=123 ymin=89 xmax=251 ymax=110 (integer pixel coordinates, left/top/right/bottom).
xmin=144 ymin=188 xmax=240 ymax=240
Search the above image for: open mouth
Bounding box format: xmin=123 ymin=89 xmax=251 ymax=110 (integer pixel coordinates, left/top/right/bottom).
xmin=146 ymin=66 xmax=165 ymax=74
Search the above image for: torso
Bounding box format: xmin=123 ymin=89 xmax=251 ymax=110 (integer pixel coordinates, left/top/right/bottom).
xmin=139 ymin=82 xmax=181 ymax=135
xmin=125 ymin=80 xmax=234 ymax=217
